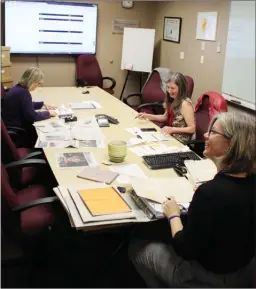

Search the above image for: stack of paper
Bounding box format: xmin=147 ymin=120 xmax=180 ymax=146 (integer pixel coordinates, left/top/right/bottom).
xmin=131 ymin=177 xmax=194 ymax=204
xmin=69 ymin=101 xmax=102 ymax=109
xmin=137 ymin=132 xmax=174 ymax=143
xmin=55 ymin=105 xmax=74 ymax=118
xmin=184 ymin=159 xmax=217 ymax=184
xmin=129 ymin=143 xmax=168 ymax=156
xmin=53 ymin=185 xmax=150 ymax=229
xmin=110 ymin=164 xmax=148 ymax=179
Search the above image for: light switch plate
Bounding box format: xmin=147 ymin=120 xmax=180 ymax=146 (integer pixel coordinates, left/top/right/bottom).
xmin=180 ymin=52 xmax=184 ymax=59
xmin=200 ymin=55 xmax=204 ymax=64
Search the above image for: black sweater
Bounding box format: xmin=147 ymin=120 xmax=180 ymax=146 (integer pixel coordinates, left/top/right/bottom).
xmin=173 ymin=173 xmax=255 ymax=274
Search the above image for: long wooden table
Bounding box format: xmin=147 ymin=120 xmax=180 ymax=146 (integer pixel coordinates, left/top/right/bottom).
xmin=32 ymin=86 xmax=184 ymax=187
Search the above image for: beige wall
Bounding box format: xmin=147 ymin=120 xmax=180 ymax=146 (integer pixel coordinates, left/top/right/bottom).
xmin=9 ymin=1 xmax=156 ymax=98
xmin=153 ymin=0 xmax=254 ymax=116
xmin=154 ymin=0 xmax=230 ymax=102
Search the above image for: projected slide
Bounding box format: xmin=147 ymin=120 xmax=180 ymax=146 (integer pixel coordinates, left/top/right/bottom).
xmin=5 ymin=1 xmax=97 ymax=54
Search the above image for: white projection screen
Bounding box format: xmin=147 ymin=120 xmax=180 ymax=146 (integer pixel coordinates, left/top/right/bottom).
xmin=222 ymin=1 xmax=255 ymax=110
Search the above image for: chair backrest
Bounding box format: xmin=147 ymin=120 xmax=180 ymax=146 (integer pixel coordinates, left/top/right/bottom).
xmin=1 ymin=163 xmax=19 ymax=208
xmin=185 ymin=75 xmax=194 ymax=98
xmin=76 ymin=55 xmax=103 ymax=88
xmin=1 ymin=119 xmax=19 ymax=164
xmin=195 ymin=95 xmax=210 ymax=141
xmin=142 ymin=71 xmax=166 ymax=104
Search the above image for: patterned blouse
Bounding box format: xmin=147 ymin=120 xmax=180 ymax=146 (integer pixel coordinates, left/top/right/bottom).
xmin=167 ymin=98 xmax=195 ymax=143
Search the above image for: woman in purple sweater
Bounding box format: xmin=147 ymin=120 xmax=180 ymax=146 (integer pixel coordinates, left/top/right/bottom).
xmin=2 ymin=67 xmax=56 ymax=146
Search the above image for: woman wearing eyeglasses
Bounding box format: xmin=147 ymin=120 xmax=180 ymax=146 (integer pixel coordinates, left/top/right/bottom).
xmin=129 ymin=112 xmax=255 ymax=288
xmin=136 ymin=72 xmax=195 ymax=143
xmin=2 ymin=67 xmax=56 ymax=146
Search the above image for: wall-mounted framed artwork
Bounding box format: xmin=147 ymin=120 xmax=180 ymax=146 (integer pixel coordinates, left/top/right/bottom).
xmin=163 ymin=17 xmax=182 ymax=43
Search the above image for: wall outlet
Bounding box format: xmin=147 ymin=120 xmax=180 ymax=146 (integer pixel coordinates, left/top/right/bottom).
xmin=216 ymin=43 xmax=221 ymax=53
xmin=180 ymin=52 xmax=184 ymax=59
xmin=201 ymin=41 xmax=205 ymax=51
xmin=200 ymin=55 xmax=204 ymax=64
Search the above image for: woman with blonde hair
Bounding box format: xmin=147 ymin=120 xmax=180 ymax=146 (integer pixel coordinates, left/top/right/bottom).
xmin=137 ymin=72 xmax=195 ymax=143
xmin=130 ymin=112 xmax=255 ymax=288
xmin=2 ymin=67 xmax=56 ymax=146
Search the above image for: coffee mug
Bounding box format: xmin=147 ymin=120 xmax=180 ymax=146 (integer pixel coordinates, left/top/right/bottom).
xmin=108 ymin=140 xmax=127 ymax=163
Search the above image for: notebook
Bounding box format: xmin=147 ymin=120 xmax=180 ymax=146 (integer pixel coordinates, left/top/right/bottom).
xmin=78 ymin=187 xmax=132 ymax=216
xmin=77 ymin=167 xmax=119 ymax=184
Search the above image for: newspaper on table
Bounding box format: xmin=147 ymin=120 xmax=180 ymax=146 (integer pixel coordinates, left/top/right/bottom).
xmin=71 ymin=117 xmax=105 ymax=141
xmin=56 ymin=152 xmax=98 ymax=169
xmin=35 ymin=139 xmax=105 ymax=148
xmin=34 ymin=116 xmax=105 ymax=148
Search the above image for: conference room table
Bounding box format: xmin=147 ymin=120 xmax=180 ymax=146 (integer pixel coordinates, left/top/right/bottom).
xmin=31 ymin=86 xmax=184 ymax=189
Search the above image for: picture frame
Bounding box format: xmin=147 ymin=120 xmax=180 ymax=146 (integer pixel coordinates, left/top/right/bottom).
xmin=163 ymin=17 xmax=182 ymax=43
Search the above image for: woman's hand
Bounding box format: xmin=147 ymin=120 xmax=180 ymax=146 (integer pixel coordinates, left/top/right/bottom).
xmin=136 ymin=112 xmax=151 ymax=120
xmin=49 ymin=110 xmax=57 ymax=117
xmin=162 ymin=198 xmax=180 ymax=218
xmin=45 ymin=104 xmax=57 ymax=110
xmin=161 ymin=126 xmax=175 ymax=135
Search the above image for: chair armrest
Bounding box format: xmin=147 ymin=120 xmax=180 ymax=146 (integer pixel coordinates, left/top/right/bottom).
xmin=22 ymin=151 xmax=43 ymax=160
xmin=123 ymin=93 xmax=142 ymax=106
xmin=12 ymin=196 xmax=59 ymax=213
xmin=76 ymin=78 xmax=88 ymax=87
xmin=5 ymin=159 xmax=47 ymax=170
xmin=137 ymin=102 xmax=164 ymax=113
xmin=6 ymin=126 xmax=27 ymax=134
xmin=102 ymin=77 xmax=116 ymax=90
xmin=183 ymin=140 xmax=205 ymax=146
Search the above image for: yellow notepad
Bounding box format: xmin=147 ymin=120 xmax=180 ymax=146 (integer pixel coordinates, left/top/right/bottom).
xmin=78 ymin=187 xmax=131 ymax=216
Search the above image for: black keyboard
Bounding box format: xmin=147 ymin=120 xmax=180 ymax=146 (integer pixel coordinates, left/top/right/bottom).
xmin=143 ymin=151 xmax=201 ymax=170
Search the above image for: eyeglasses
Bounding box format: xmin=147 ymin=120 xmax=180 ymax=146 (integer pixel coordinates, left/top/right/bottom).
xmin=208 ymin=129 xmax=231 ymax=139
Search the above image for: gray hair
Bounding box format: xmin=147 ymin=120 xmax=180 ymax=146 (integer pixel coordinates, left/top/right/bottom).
xmin=209 ymin=112 xmax=256 ymax=174
xmin=19 ymin=67 xmax=44 ymax=90
xmin=165 ymin=72 xmax=188 ymax=112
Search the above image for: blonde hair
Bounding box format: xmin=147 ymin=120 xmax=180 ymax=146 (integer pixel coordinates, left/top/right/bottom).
xmin=19 ymin=67 xmax=44 ymax=90
xmin=209 ymin=112 xmax=256 ymax=174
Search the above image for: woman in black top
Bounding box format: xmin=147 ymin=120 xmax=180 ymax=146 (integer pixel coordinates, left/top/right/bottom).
xmin=129 ymin=112 xmax=255 ymax=287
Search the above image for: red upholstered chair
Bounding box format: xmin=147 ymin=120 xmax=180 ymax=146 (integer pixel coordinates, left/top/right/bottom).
xmin=1 ymin=119 xmax=43 ymax=165
xmin=1 ymin=119 xmax=53 ymax=188
xmin=185 ymin=75 xmax=194 ymax=98
xmin=185 ymin=93 xmax=227 ymax=156
xmin=1 ymin=163 xmax=59 ymax=244
xmin=123 ymin=70 xmax=166 ymax=114
xmin=128 ymin=74 xmax=194 ymax=128
xmin=76 ymin=55 xmax=116 ymax=95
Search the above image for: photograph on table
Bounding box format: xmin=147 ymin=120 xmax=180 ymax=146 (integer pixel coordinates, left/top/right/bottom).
xmin=56 ymin=152 xmax=98 ymax=169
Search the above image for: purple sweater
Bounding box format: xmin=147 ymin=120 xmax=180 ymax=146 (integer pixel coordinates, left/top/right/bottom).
xmin=2 ymin=84 xmax=50 ymax=128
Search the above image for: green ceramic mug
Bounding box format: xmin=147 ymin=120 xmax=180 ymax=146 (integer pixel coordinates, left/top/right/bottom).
xmin=108 ymin=140 xmax=127 ymax=163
